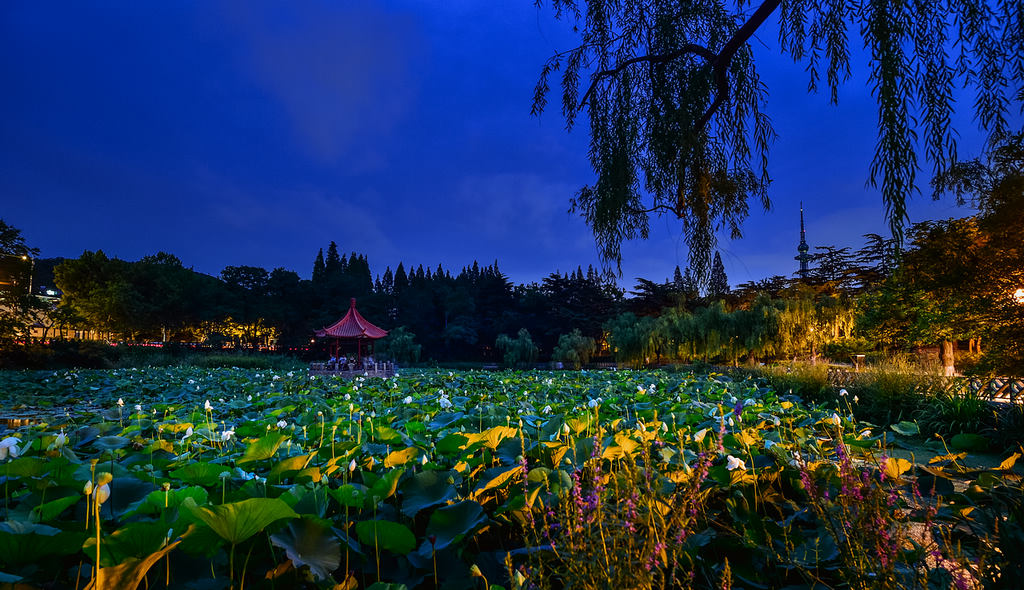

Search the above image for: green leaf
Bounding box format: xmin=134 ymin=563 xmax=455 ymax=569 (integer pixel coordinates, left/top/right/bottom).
xmin=400 ymin=470 xmax=458 ymax=518
xmin=94 ymin=435 xmax=131 ymax=451
xmin=950 ymin=433 xmax=989 ymax=452
xmin=424 ymin=500 xmax=486 ymax=551
xmin=237 ymin=433 xmax=288 ymax=465
xmin=471 ymin=465 xmax=521 ymax=500
xmin=328 ymin=484 xmax=367 ymax=509
xmin=365 ymin=584 xmax=408 ymax=590
xmin=84 ymin=521 xmax=172 ymax=566
xmin=87 ymin=537 xmax=182 ymax=590
xmin=30 ymin=495 xmax=80 ymax=523
xmin=355 ymin=520 xmax=416 ymax=555
xmin=134 ymin=486 xmax=209 ymax=516
xmin=169 ymin=462 xmax=231 ymax=487
xmin=890 ymin=421 xmax=919 ymax=436
xmin=367 ymin=468 xmax=405 ymax=503
xmin=371 ymin=426 xmax=405 ymax=445
xmin=4 ymin=456 xmax=56 ymax=478
xmin=270 ymin=518 xmax=340 ymax=581
xmin=0 ymin=521 xmax=87 ymax=566
xmin=269 ymin=452 xmax=315 ymax=480
xmin=435 ymin=433 xmax=469 ymax=455
xmin=189 ymin=497 xmax=298 ymax=545
xmin=384 ymin=446 xmax=422 ymax=468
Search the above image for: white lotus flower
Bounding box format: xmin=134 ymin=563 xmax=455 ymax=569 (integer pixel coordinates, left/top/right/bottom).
xmin=853 ymin=395 xmax=860 ymax=403
xmin=183 ymin=426 xmax=194 ymax=438
xmin=348 ymin=459 xmax=357 ymax=472
xmin=48 ymin=430 xmax=68 ymax=451
xmin=421 ymin=454 xmax=428 ymax=466
xmin=542 ymin=405 xmax=552 ymax=414
xmin=204 ymin=400 xmax=213 ymax=411
xmin=277 ymin=420 xmax=287 ymax=428
xmin=221 ymin=429 xmax=235 ymax=441
xmin=247 ymin=395 xmax=252 ymax=401
xmin=587 ymin=399 xmax=600 ymax=408
xmin=439 ymin=396 xmax=453 ymax=410
xmin=287 ymin=371 xmax=294 ymax=377
xmin=831 ymin=413 xmax=841 ymax=426
xmin=117 ymin=398 xmax=125 ymax=407
xmin=726 ymin=455 xmax=746 ymax=471
xmin=134 ymin=404 xmax=142 ymax=412
xmin=692 ymin=428 xmax=709 ymax=443
xmin=0 ymin=437 xmax=22 ymax=460
xmin=403 ymin=396 xmax=413 ymax=404
xmin=83 ymin=480 xmax=93 ymax=495
xmin=188 ymin=379 xmax=195 ymax=385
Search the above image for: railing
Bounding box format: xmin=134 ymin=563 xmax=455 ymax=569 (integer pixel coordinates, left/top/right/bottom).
xmin=826 ymin=367 xmax=1023 ymax=404
xmin=308 ymin=361 xmax=397 ymax=379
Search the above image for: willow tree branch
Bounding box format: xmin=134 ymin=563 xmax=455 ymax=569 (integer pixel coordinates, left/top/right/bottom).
xmin=579 ymin=44 xmax=716 ymax=108
xmin=581 ymin=0 xmax=783 ymax=131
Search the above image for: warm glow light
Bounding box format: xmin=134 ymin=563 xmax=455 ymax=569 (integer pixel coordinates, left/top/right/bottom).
xmin=1014 ymin=288 xmax=1024 ymax=304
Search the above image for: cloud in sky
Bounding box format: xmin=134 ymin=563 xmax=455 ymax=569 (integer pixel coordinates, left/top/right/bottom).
xmin=214 ymin=2 xmax=424 ymax=168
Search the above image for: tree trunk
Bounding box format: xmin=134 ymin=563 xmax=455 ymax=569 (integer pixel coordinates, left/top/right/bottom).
xmin=940 ymin=340 xmax=956 ymax=376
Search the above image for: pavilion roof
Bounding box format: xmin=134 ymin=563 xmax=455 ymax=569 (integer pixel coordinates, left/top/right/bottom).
xmin=315 ymin=298 xmax=388 ymax=340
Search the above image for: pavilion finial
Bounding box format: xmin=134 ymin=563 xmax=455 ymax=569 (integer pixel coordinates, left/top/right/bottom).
xmin=350 ymin=298 xmax=357 ymax=308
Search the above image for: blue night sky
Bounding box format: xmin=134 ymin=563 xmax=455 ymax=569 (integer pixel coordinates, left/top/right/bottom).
xmin=1 ymin=2 xmax=981 ymax=289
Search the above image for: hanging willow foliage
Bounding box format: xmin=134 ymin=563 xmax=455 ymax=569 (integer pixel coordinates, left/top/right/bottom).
xmin=534 ymin=0 xmax=1024 ymax=283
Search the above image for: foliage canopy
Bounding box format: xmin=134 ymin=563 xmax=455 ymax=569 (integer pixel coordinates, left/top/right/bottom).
xmin=534 ymin=0 xmax=1023 ymax=282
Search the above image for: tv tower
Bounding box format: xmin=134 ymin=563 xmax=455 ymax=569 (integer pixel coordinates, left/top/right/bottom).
xmin=794 ymin=202 xmax=812 ymax=279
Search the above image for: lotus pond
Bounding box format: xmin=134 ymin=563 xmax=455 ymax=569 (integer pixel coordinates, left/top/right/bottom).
xmin=0 ymin=367 xmax=1020 ymax=589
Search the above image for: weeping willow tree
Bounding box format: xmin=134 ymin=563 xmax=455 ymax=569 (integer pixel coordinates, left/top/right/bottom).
xmin=534 ymin=0 xmax=1023 ymax=282
xmin=604 ymin=312 xmax=660 ymax=367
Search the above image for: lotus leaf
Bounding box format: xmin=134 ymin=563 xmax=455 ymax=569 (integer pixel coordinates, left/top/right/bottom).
xmin=170 ymin=462 xmax=232 ymax=487
xmin=951 ymin=433 xmax=989 ymax=452
xmin=0 ymin=521 xmax=87 ymax=566
xmin=237 ymin=433 xmax=288 ymax=465
xmin=94 ymin=435 xmax=131 ymax=451
xmin=471 ymin=465 xmax=521 ymax=499
xmin=189 ymin=497 xmax=298 ymax=545
xmin=269 ymin=452 xmax=315 ymax=480
xmin=425 ymin=500 xmax=487 ymax=551
xmin=354 ymin=520 xmax=416 ymax=555
xmin=328 ymin=484 xmax=367 ymax=509
xmin=29 ymin=495 xmax=79 ymax=523
xmin=435 ymin=433 xmax=469 ymax=455
xmin=889 ymin=421 xmax=920 ymax=436
xmin=384 ymin=446 xmax=422 ymax=468
xmin=270 ymin=518 xmax=340 ymax=581
xmin=399 ymin=470 xmax=459 ymax=517
xmin=85 ymin=537 xmax=182 ymax=590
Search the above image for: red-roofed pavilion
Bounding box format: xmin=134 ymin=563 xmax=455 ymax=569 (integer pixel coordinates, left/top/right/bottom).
xmin=314 ymin=298 xmax=388 ymax=365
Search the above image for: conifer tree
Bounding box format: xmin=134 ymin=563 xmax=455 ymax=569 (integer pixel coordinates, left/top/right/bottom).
xmin=312 ymin=249 xmax=326 ymax=285
xmin=708 ymin=252 xmax=729 ymax=298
